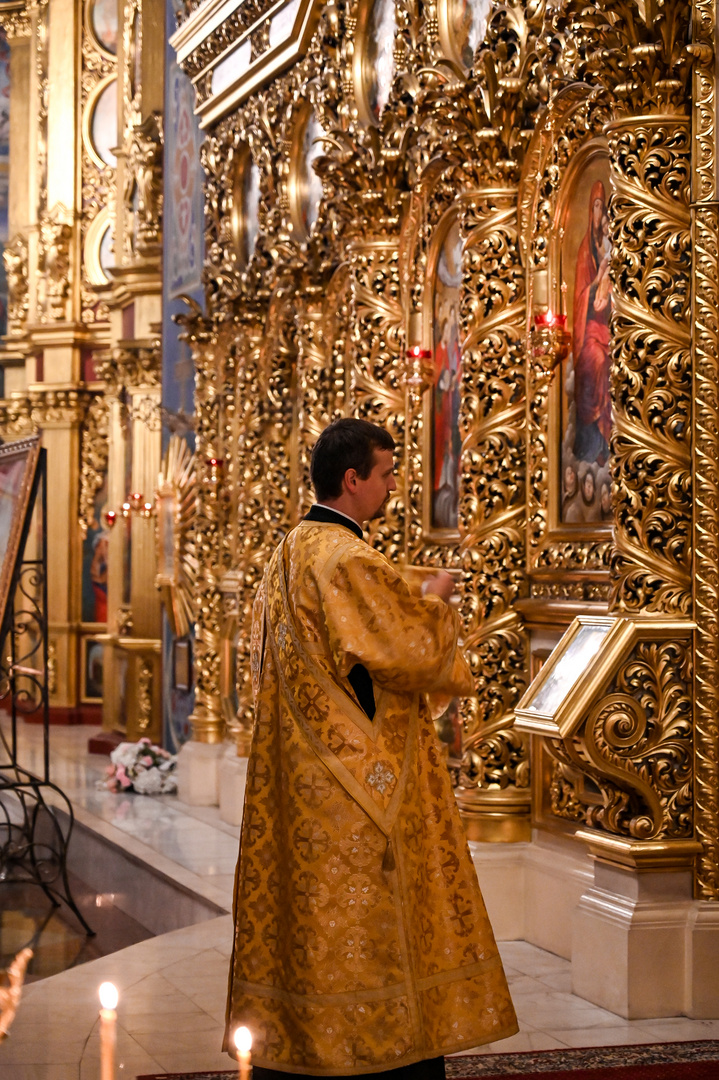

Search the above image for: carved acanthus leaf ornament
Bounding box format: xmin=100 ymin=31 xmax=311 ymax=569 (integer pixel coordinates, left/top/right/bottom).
xmin=547 ymin=639 xmax=693 ymax=842
xmin=79 ymin=394 xmax=110 ymax=539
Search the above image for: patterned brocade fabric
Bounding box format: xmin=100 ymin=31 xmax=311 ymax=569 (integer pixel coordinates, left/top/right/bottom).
xmin=225 ymin=522 xmax=518 ymax=1075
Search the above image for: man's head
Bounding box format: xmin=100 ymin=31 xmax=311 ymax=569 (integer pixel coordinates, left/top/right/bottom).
xmin=582 ymin=469 xmax=595 ymax=504
xmin=564 ymin=464 xmax=577 ymax=498
xmin=310 ymin=418 xmax=397 ymax=523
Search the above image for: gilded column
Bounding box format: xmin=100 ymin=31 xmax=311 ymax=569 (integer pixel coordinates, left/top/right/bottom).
xmin=455 ymin=188 xmax=530 ymax=841
xmin=295 ymin=270 xmax=351 ymax=514
xmin=29 ymin=389 xmax=89 ymax=710
xmin=232 ymin=315 xmax=266 ymax=744
xmin=607 ymin=115 xmax=692 ymax=616
xmin=413 ymin=0 xmax=545 ymax=839
xmin=187 ymin=329 xmax=226 ymax=746
xmin=296 ymin=289 xmax=330 ymax=515
xmin=96 ymin=344 xmax=163 ymax=743
xmin=347 ymin=238 xmax=405 ymax=559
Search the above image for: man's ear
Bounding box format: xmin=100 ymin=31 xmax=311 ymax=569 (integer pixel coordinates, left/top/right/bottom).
xmin=343 ymin=467 xmax=358 ymax=493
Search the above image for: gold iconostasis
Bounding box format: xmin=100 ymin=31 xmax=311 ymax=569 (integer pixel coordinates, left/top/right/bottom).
xmin=164 ymin=0 xmax=716 ymax=904
xmin=0 ymin=0 xmax=717 ymax=915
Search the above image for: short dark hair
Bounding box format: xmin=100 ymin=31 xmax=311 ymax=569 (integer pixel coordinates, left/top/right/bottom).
xmin=310 ymin=418 xmax=395 ymax=501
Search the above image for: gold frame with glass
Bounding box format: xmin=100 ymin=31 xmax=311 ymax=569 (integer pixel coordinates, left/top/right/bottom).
xmin=422 ymin=206 xmax=463 ymax=543
xmin=231 ymin=145 xmax=261 ymax=268
xmin=352 ymin=0 xmax=397 ymax=127
xmin=288 ymin=103 xmax=324 ymax=243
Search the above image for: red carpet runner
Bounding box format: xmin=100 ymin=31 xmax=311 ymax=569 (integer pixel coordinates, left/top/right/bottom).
xmin=136 ymin=1039 xmax=719 ymax=1079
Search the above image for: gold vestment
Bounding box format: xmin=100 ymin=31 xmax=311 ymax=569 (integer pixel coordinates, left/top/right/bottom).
xmin=225 ymin=521 xmax=518 ymax=1074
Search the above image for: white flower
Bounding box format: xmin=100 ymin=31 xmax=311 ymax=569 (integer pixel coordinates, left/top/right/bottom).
xmin=105 ymin=740 xmax=179 ymax=795
xmin=132 ymin=767 xmax=165 ymax=795
xmin=110 ymin=742 xmax=141 ymax=770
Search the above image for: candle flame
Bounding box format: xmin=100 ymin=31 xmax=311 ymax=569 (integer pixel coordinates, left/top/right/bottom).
xmin=99 ymin=982 xmax=118 ymax=1010
xmin=234 ymin=1026 xmax=252 ymax=1053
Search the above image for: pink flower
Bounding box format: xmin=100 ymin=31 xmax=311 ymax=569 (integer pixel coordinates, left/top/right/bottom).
xmin=116 ymin=764 xmax=133 ymax=790
xmin=141 ymin=755 xmax=154 ymax=767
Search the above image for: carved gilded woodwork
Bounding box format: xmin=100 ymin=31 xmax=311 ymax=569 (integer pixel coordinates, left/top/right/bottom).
xmin=80 ymin=2 xmax=117 ymax=323
xmin=169 ymin=0 xmax=719 ymax=893
xmin=96 ymin=339 xmax=162 ymax=393
xmin=0 ymin=2 xmax=31 ymax=40
xmin=38 ymin=204 xmax=73 ymax=323
xmin=35 ymin=0 xmax=49 ymax=231
xmin=28 ymin=388 xmax=90 ymax=428
xmin=79 ymin=393 xmax=109 ymax=539
xmin=453 ymin=187 xmax=530 ymax=834
xmin=403 ymin=179 xmax=462 ymax=571
xmin=523 ymin=91 xmax=613 ymax=600
xmin=233 ymin=315 xmax=267 ymax=736
xmin=348 ymin=239 xmax=405 ymax=558
xmin=3 ymin=234 xmax=29 ymax=331
xmin=607 ymin=116 xmax=692 ymax=616
xmin=120 ymin=0 xmax=165 ymax=263
xmin=174 ymin=303 xmax=226 ymax=745
xmin=544 ymin=635 xmax=693 ymax=842
xmin=0 ymin=396 xmax=33 ymax=439
xmin=691 ymin=0 xmax=719 ymax=902
xmin=126 ymin=112 xmax=164 ymax=258
xmin=155 ymin=435 xmax=198 ymax=640
xmin=295 ymin=275 xmax=351 ymax=515
xmin=404 ymin=1 xmax=547 ymax=831
xmin=137 ymin=658 xmax=152 ymax=732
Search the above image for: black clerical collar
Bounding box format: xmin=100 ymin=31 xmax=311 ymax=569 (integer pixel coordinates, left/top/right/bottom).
xmin=304 ymin=504 xmax=364 ymax=540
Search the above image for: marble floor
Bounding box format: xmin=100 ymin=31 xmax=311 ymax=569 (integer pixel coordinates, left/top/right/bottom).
xmin=2 ymin=719 xmax=719 ymax=1080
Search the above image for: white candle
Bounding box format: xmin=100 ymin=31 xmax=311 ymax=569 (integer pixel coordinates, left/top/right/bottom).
xmin=234 ymin=1025 xmax=252 ymax=1080
xmin=98 ymin=982 xmax=118 ymax=1080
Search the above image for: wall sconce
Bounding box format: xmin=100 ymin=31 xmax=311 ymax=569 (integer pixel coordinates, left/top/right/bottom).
xmin=531 ymin=308 xmax=570 ymax=379
xmin=403 ymin=310 xmax=433 ymax=392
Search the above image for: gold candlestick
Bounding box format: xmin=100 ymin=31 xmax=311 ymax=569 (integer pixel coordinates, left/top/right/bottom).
xmin=98 ymin=982 xmax=118 ymax=1080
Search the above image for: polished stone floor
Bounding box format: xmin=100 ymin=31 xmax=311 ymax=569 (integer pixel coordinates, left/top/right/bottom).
xmin=2 ymin=719 xmax=719 ymax=1080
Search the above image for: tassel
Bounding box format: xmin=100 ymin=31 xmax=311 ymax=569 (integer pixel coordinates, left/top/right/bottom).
xmin=382 ymin=840 xmax=395 ymax=873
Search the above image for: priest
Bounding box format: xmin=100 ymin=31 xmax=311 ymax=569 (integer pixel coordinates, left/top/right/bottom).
xmin=225 ymin=418 xmax=517 ymax=1079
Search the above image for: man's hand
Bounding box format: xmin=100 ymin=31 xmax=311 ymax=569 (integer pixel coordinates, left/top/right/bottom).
xmin=422 ymin=571 xmax=455 ymax=603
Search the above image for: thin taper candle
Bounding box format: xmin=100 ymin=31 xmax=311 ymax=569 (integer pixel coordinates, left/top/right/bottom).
xmin=98 ymin=982 xmax=118 ymax=1080
xmin=234 ymin=1025 xmax=252 ymax=1080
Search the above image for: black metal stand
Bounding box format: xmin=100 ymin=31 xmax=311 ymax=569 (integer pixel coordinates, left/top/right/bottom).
xmin=0 ymin=450 xmax=94 ymax=936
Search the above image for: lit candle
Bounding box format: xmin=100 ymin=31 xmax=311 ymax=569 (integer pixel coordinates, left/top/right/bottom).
xmin=234 ymin=1025 xmax=252 ymax=1080
xmin=98 ymin=982 xmax=118 ymax=1080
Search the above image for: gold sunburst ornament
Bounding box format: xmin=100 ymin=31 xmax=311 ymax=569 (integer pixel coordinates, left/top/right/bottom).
xmin=155 ymin=436 xmax=198 ymax=638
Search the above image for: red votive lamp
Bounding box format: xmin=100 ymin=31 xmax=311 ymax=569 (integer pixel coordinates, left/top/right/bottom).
xmin=534 ymin=310 xmax=567 ymax=330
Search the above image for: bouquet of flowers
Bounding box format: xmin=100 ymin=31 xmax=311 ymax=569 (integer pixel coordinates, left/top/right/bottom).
xmin=99 ymin=738 xmax=178 ymax=795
